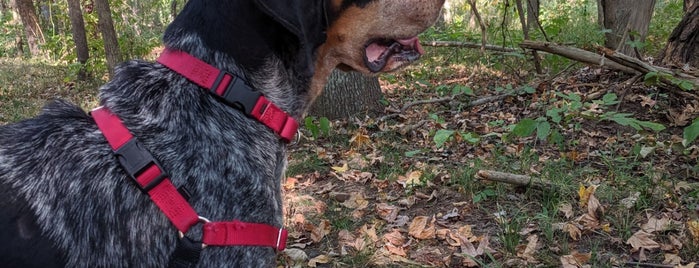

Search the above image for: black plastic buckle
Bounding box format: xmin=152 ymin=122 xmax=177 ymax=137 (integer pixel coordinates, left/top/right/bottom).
xmin=114 ymin=138 xmax=168 ymax=192
xmin=211 ymin=71 xmax=262 ymax=115
xmin=168 ymin=235 xmax=203 ymax=268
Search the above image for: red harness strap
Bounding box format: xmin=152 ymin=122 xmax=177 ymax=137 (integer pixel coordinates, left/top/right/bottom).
xmin=156 ymin=49 xmax=298 ymax=143
xmin=92 ymin=107 xmax=288 ymax=251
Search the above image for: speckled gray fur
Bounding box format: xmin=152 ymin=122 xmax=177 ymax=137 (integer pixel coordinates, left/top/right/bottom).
xmin=0 ymin=26 xmax=304 ymax=268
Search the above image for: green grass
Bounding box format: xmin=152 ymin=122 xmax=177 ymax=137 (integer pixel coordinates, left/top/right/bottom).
xmin=0 ymin=58 xmax=101 ymax=124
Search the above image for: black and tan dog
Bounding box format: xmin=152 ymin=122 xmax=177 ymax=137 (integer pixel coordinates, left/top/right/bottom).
xmin=0 ymin=0 xmax=444 ymax=266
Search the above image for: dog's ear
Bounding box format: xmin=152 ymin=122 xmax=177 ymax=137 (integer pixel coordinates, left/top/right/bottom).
xmin=253 ymin=0 xmax=328 ymax=76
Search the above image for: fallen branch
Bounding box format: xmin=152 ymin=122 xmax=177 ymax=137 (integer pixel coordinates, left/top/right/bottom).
xmin=379 ymin=94 xmax=510 ymax=122
xmin=476 ymin=170 xmax=557 ymax=190
xmin=424 ymin=41 xmax=518 ymax=53
xmin=519 ymin=40 xmax=639 ymax=74
xmin=597 ymin=46 xmax=699 ymax=88
xmin=520 ymin=41 xmax=699 ymax=93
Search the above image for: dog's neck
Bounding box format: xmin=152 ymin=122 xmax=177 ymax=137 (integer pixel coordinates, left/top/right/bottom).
xmin=162 ymin=0 xmax=330 ymax=119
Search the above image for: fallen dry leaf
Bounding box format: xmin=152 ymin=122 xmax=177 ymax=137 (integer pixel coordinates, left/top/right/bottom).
xmin=383 ymin=229 xmax=406 ymax=246
xmin=516 ymin=234 xmax=539 ymax=263
xmin=284 ymin=177 xmax=298 ymax=190
xmin=331 ymin=163 xmax=349 ymax=173
xmin=642 ymin=215 xmax=677 ymax=233
xmin=688 ymin=220 xmax=699 ymax=242
xmin=578 ymin=184 xmax=598 ymax=209
xmin=385 ymin=242 xmax=408 ymax=257
xmin=620 ymin=192 xmax=640 ymax=209
xmin=376 ymin=203 xmax=400 ymax=222
xmin=459 ymin=235 xmax=492 ymax=267
xmin=560 ymin=251 xmax=591 ymax=268
xmin=626 ymin=230 xmax=661 ymax=251
xmin=342 ymin=193 xmax=369 ymax=210
xmin=397 ymin=170 xmax=422 ymax=188
xmin=349 ymin=130 xmax=371 ymax=148
xmin=361 ymin=224 xmax=379 ymax=243
xmin=408 ymin=216 xmax=436 ymax=240
xmin=567 ymin=223 xmax=582 ymax=241
xmin=283 ymin=248 xmax=309 ymax=262
xmin=676 ymin=262 xmax=697 ymax=268
xmin=310 ymin=220 xmax=331 ymax=243
xmin=663 ymin=253 xmax=683 ymax=265
xmin=586 ymin=193 xmax=604 ymax=217
xmin=308 ymin=254 xmax=331 ymax=267
xmin=559 ymin=202 xmax=574 ymax=219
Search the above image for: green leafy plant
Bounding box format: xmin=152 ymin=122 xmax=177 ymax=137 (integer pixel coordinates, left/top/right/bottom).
xmin=304 ymin=116 xmax=331 ymax=139
xmin=684 ymin=117 xmax=699 ymax=147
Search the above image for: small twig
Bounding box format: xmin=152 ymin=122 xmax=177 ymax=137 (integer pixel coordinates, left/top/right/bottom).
xmin=400 ymin=120 xmax=430 ymax=135
xmin=624 ymin=261 xmax=675 ymax=268
xmin=378 ymin=94 xmax=511 ymax=122
xmin=423 ymin=41 xmax=518 ymax=53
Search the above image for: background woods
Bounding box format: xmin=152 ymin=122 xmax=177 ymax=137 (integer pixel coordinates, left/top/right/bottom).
xmin=2 ymin=0 xmax=699 ymax=267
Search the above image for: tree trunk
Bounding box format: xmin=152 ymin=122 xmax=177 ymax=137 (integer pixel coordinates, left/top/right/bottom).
xmin=526 ymin=0 xmax=539 ymax=31
xmin=659 ymin=1 xmax=699 ymax=68
xmin=13 ymin=0 xmax=43 ymax=57
xmin=308 ymin=70 xmax=383 ymax=120
xmin=94 ymin=0 xmax=121 ymax=77
xmin=598 ymin=0 xmax=656 ymax=56
xmin=67 ymin=0 xmax=89 ymax=80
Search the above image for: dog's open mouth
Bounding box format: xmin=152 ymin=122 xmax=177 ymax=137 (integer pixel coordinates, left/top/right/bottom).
xmin=364 ymin=37 xmax=424 ymax=73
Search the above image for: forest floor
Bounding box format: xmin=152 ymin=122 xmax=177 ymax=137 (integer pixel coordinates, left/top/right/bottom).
xmin=279 ymin=48 xmax=699 ymax=267
xmin=1 ymin=46 xmax=698 ymax=267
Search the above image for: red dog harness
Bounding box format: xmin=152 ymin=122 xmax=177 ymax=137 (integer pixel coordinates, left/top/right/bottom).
xmin=92 ymin=49 xmax=294 ymax=265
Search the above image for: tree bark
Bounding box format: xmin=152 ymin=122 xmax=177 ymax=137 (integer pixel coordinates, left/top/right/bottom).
xmin=467 ymin=0 xmax=487 ymax=52
xmin=598 ymin=0 xmax=656 ymax=56
xmin=13 ymin=0 xmax=44 ymax=57
xmin=308 ymin=70 xmax=383 ymax=120
xmin=659 ymin=0 xmax=699 ymax=68
xmin=67 ymin=0 xmax=89 ymax=80
xmin=94 ymin=0 xmax=121 ymax=77
xmin=526 ymin=0 xmax=539 ymax=31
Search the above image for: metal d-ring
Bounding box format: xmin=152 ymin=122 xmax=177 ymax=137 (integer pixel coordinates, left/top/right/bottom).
xmin=178 ymin=216 xmax=211 ymax=248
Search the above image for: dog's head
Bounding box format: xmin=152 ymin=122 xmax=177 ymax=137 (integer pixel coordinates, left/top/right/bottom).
xmin=257 ymin=0 xmax=445 ymax=75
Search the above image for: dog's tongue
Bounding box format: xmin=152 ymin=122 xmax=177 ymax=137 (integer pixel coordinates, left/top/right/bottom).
xmin=365 ymin=37 xmax=424 ymax=72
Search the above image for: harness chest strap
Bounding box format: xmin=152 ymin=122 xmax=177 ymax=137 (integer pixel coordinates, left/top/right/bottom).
xmin=156 ymin=48 xmax=298 ymax=143
xmin=91 ymin=107 xmax=288 ymax=250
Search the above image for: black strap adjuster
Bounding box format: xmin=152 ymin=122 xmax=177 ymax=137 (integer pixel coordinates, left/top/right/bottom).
xmin=114 ymin=138 xmax=168 ymax=192
xmin=211 ymin=71 xmax=262 ymax=115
